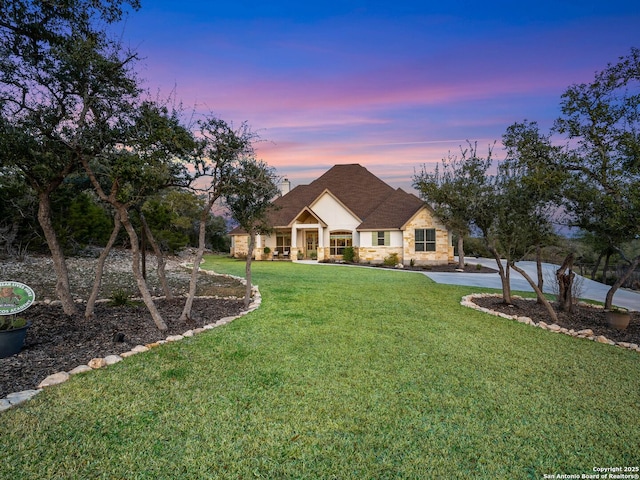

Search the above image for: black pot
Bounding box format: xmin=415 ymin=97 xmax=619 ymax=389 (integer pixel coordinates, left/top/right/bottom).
xmin=0 ymin=322 xmax=30 ymax=358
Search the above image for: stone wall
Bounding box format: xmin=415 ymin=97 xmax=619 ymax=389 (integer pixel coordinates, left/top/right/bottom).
xmin=402 ymin=208 xmax=453 ymax=265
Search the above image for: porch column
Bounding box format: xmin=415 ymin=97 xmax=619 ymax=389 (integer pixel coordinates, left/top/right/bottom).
xmin=317 ymin=226 xmax=324 ymax=247
xmin=291 ymin=225 xmax=297 ymax=247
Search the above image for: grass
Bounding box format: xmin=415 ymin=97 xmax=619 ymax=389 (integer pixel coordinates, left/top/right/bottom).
xmin=0 ymin=256 xmax=639 ymax=479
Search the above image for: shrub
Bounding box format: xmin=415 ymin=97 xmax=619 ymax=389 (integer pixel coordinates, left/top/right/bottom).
xmin=383 ymin=252 xmax=399 ymax=266
xmin=109 ymin=289 xmax=131 ymax=306
xmin=342 ymin=247 xmax=356 ymax=263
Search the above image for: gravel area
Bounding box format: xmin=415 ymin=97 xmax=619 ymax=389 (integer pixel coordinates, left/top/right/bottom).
xmin=0 ymin=250 xmax=246 ymax=398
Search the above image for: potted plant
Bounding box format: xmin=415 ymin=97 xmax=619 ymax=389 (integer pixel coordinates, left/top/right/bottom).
xmin=0 ymin=281 xmax=36 ymax=357
xmin=262 ymin=246 xmax=271 ymax=260
xmin=0 ymin=316 xmax=31 ymax=358
xmin=605 ymin=306 xmax=631 ymax=330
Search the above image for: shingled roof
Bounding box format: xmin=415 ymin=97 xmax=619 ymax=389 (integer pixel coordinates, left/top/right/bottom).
xmin=267 ymin=164 xmax=426 ymax=230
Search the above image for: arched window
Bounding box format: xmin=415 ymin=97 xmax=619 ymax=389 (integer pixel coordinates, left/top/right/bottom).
xmin=329 ymin=231 xmax=352 ymax=256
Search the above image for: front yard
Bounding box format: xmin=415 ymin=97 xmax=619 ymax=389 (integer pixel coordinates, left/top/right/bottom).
xmin=0 ymin=256 xmax=638 ymax=479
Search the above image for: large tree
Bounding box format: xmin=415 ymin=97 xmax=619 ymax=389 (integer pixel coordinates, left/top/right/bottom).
xmin=81 ymin=101 xmax=194 ymax=330
xmin=224 ymin=158 xmax=279 ymax=308
xmin=413 ymin=141 xmax=494 ymax=269
xmin=179 ymin=118 xmax=255 ymax=322
xmin=0 ymin=0 xmax=140 ymax=314
xmin=554 ymin=48 xmax=640 ymax=310
xmin=502 ymin=120 xmax=567 ymax=309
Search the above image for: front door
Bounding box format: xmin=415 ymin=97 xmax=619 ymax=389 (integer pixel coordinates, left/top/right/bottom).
xmin=305 ymin=231 xmax=318 ymax=259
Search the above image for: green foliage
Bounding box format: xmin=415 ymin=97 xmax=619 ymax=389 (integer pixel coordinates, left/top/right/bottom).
xmin=554 ymin=48 xmax=640 ymax=307
xmin=66 ymin=192 xmax=114 ymax=247
xmin=413 ymin=141 xmax=495 ymax=238
xmin=0 ymin=316 xmax=27 ymax=331
xmin=463 ymin=236 xmax=490 ymax=258
xmin=109 ymin=288 xmax=131 ymax=306
xmin=383 ymin=252 xmax=399 ymax=266
xmin=342 ymin=246 xmax=356 ymax=263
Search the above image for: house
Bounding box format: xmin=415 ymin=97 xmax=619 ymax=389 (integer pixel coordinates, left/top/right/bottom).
xmin=230 ymin=164 xmax=454 ymax=265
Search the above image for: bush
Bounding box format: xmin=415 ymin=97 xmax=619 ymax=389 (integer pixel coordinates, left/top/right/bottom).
xmin=383 ymin=252 xmax=399 ymax=266
xmin=342 ymin=247 xmax=356 ymax=263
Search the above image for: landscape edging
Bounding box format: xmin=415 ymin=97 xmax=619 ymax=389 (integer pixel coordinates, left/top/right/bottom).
xmin=461 ymin=293 xmax=640 ymax=354
xmin=0 ymin=270 xmax=259 ymax=413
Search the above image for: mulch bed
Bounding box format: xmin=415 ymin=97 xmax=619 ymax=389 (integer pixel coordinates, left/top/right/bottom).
xmin=0 ymin=297 xmax=244 ymax=398
xmin=471 ymin=295 xmax=640 ymax=345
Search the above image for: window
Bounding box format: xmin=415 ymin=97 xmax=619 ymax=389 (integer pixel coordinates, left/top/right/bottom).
xmin=330 ymin=231 xmax=352 ymax=255
xmin=372 ymin=231 xmax=390 ymax=246
xmin=415 ymin=228 xmax=436 ymax=252
xmin=276 ymin=232 xmax=291 ymax=252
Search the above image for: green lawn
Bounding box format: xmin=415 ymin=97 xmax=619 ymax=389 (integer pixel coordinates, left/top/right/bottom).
xmin=1 ymin=256 xmax=639 ymax=479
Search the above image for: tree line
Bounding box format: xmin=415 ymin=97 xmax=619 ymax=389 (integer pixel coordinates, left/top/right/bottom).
xmin=0 ymin=0 xmax=278 ymax=327
xmin=413 ymin=48 xmax=640 ymax=319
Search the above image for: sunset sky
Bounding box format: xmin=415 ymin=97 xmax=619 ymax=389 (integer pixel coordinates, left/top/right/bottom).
xmin=120 ymin=1 xmax=639 ymax=191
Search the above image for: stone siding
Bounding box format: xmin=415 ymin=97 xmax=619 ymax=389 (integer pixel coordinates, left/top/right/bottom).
xmin=402 ymin=209 xmax=453 ymax=265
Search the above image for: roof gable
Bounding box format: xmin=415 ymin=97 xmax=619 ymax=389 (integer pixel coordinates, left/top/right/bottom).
xmin=265 ymin=164 xmax=428 ymax=230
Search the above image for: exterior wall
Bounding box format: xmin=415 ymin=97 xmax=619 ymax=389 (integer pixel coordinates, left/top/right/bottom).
xmin=231 ymin=235 xmax=250 ymax=258
xmin=402 ymin=208 xmax=453 ymax=265
xmin=358 ymin=246 xmax=404 ymax=264
xmin=312 ymin=193 xmax=360 ymax=228
xmin=231 ymin=207 xmax=453 ymax=265
xmin=358 ymin=230 xmax=404 ymax=264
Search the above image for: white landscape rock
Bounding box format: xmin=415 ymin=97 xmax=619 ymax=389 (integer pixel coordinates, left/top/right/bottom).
xmin=131 ymin=345 xmax=150 ymax=353
xmin=69 ymin=365 xmax=93 ymax=375
xmin=6 ymin=390 xmax=41 ymax=406
xmin=166 ymin=335 xmax=184 ymax=342
xmin=38 ymin=372 xmax=70 ymax=388
xmin=104 ymin=355 xmax=123 ymax=365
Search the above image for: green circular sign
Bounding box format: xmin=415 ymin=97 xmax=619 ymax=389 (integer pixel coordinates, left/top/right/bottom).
xmin=0 ymin=281 xmax=36 ymax=315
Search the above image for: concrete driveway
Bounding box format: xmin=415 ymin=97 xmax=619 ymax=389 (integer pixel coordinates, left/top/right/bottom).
xmin=423 ymin=258 xmax=640 ymax=311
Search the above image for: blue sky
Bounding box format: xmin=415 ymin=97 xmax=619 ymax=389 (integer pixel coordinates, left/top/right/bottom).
xmin=118 ymin=1 xmax=639 ymax=190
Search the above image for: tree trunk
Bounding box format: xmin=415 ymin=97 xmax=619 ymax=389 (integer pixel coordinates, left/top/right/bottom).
xmin=510 ymin=262 xmax=558 ymax=323
xmin=556 ymin=253 xmax=575 ymax=313
xmin=536 ymin=245 xmax=544 ymax=304
xmin=139 ymin=211 xmax=172 ymax=299
xmin=591 ymin=252 xmax=603 ymax=280
xmin=244 ymin=231 xmax=255 ymax=309
xmin=488 ymin=245 xmax=512 ymax=304
xmin=85 ymin=212 xmax=121 ymax=319
xmin=80 ymin=157 xmax=167 ymax=330
xmin=604 ymin=255 xmax=639 ymax=310
xmin=180 ymin=195 xmax=217 ymax=322
xmin=602 ymin=252 xmax=611 ymax=285
xmin=457 ymin=235 xmax=465 ymax=269
xmin=120 ymin=207 xmax=168 ymax=331
xmin=37 ymin=191 xmax=77 ymax=315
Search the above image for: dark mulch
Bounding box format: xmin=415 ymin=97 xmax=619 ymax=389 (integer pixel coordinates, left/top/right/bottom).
xmin=471 ymin=295 xmax=640 ymax=346
xmin=366 ymin=262 xmax=497 ymax=273
xmin=0 ymin=297 xmax=244 ymax=398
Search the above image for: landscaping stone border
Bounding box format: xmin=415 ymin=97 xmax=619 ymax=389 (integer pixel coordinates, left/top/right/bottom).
xmin=0 ymin=270 xmax=260 ymax=413
xmin=461 ymin=293 xmax=640 ymax=354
